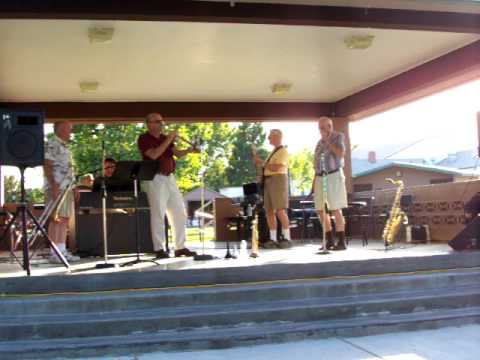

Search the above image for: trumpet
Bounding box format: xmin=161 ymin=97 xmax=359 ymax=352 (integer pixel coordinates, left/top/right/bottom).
xmin=176 ymin=134 xmax=199 ymax=148
xmin=167 ymin=131 xmax=203 ymax=150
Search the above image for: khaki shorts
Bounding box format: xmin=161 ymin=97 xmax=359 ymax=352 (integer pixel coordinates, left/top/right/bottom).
xmin=263 ymin=174 xmax=288 ymax=211
xmin=314 ymin=168 xmax=348 ymax=211
xmin=45 ymin=189 xmax=75 ymax=219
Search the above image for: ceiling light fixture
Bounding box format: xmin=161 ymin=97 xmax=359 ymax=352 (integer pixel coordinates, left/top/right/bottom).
xmin=88 ymin=26 xmax=114 ymax=43
xmin=344 ymin=35 xmax=374 ymax=50
xmin=271 ymin=82 xmax=292 ymax=96
xmin=79 ymin=81 xmax=100 ymax=93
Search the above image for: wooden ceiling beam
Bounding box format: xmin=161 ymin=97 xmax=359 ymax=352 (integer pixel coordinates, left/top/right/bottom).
xmin=0 ymin=0 xmax=478 ymax=34
xmin=0 ymin=102 xmax=334 ymax=123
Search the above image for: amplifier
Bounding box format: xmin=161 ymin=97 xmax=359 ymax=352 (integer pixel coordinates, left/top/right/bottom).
xmin=406 ymin=225 xmax=430 ymax=243
xmin=75 ymin=210 xmax=153 ymax=256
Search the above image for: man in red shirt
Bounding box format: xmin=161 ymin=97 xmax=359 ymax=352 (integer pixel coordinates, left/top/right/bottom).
xmin=138 ymin=113 xmax=199 ymax=259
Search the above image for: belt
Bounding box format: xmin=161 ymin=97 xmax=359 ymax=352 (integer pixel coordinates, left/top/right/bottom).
xmin=315 ymin=168 xmax=340 ymax=177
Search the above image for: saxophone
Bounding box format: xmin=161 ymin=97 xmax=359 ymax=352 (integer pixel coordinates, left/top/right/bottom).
xmin=382 ymin=178 xmax=408 ymax=247
xmin=250 ymin=213 xmax=259 ymax=258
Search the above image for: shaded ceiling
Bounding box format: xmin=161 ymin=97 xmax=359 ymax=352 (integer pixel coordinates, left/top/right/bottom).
xmin=0 ymin=0 xmax=479 ymax=122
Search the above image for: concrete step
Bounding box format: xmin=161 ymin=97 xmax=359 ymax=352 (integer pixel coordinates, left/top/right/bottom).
xmin=2 ymin=252 xmax=480 ymax=295
xmin=1 ymin=268 xmax=478 ymax=317
xmin=0 ymin=277 xmax=478 ymax=341
xmin=1 ymin=306 xmax=479 ymax=360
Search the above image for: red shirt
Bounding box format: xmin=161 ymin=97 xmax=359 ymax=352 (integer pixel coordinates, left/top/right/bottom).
xmin=137 ymin=132 xmax=176 ymax=175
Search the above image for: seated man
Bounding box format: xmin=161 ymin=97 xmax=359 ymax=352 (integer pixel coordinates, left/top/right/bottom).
xmin=77 ymin=174 xmax=94 ymax=190
xmin=92 ymin=158 xmax=133 ymax=192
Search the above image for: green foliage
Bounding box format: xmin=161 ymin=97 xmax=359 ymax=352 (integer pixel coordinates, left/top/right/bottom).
xmin=69 ymin=122 xmax=235 ymax=193
xmin=3 ymin=175 xmax=44 ymax=204
xmin=3 ymin=175 xmax=19 ymax=203
xmin=156 ymin=122 xmax=234 ymax=192
xmin=289 ymin=148 xmax=314 ymax=195
xmin=225 ymin=122 xmax=268 ymax=186
xmin=69 ymin=124 xmax=144 ymax=177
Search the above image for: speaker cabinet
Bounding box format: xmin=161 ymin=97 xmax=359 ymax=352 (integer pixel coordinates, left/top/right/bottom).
xmin=448 ymin=216 xmax=480 ymax=251
xmin=0 ymin=109 xmax=44 ymax=167
xmin=76 ymin=210 xmax=154 ymax=256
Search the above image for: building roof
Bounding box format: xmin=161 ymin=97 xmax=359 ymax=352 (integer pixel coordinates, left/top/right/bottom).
xmin=353 ymin=161 xmax=480 ymax=178
xmin=183 ymin=187 xmax=226 ymax=202
xmin=436 ymin=149 xmax=480 ymax=170
xmin=352 ymin=158 xmax=426 ymax=177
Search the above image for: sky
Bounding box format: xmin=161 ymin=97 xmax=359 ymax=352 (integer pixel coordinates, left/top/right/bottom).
xmin=2 ymin=79 xmax=479 ymax=189
xmin=264 ymin=79 xmax=480 ymax=160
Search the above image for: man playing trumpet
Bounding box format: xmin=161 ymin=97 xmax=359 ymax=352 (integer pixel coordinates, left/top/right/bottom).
xmin=138 ymin=113 xmax=199 ymax=259
xmin=253 ymin=129 xmax=292 ymax=248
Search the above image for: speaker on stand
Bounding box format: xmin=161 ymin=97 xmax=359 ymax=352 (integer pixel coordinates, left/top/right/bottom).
xmin=0 ymin=109 xmax=68 ymax=276
xmin=0 ymin=110 xmax=44 ymax=167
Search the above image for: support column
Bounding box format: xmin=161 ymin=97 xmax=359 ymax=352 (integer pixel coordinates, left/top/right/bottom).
xmin=477 ymin=111 xmax=480 ymax=158
xmin=0 ymin=166 xmax=3 ymax=206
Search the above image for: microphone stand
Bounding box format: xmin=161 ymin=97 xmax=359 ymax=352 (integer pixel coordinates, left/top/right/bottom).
xmin=194 ymin=163 xmax=214 ymax=261
xmin=95 ymin=137 xmax=116 ymax=269
xmin=317 ymin=153 xmax=330 ymax=255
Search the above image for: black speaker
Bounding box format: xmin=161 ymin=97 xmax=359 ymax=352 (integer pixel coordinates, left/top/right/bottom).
xmin=76 ymin=210 xmax=154 ymax=256
xmin=0 ymin=109 xmax=44 ymax=167
xmin=448 ymin=216 xmax=480 ymax=251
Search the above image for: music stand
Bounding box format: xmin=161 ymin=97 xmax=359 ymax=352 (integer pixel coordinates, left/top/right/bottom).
xmin=119 ymin=161 xmax=160 ymax=267
xmin=317 ymin=154 xmax=330 ymax=255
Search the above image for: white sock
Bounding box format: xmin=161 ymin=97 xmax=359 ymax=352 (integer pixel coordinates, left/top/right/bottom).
xmin=270 ymin=230 xmax=277 ymax=242
xmin=282 ymin=228 xmax=291 ymax=241
xmin=52 ymin=243 xmax=66 ymax=255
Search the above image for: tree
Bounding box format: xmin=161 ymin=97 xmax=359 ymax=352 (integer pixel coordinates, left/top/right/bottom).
xmin=4 ymin=175 xmax=19 ymax=203
xmin=3 ymin=175 xmax=44 ymax=204
xmin=225 ymin=122 xmax=268 ymax=186
xmin=69 ymin=124 xmax=144 ymax=178
xmin=289 ymin=148 xmax=314 ymax=195
xmin=69 ymin=122 xmax=234 ymax=193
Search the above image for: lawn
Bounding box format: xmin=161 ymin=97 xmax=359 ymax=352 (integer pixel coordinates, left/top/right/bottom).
xmin=185 ymin=226 xmax=215 ymax=243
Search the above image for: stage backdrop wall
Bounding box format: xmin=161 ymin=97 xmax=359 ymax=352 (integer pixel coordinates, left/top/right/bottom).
xmin=353 ymin=179 xmax=480 ymax=241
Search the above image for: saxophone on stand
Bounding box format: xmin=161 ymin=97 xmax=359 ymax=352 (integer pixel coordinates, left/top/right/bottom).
xmin=250 ymin=213 xmax=259 ymax=258
xmin=382 ymin=178 xmax=409 ymax=249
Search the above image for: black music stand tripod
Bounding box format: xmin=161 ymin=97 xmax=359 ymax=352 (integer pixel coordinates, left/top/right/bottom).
xmin=1 ymin=166 xmax=69 ymax=275
xmin=119 ymin=161 xmax=160 ymax=267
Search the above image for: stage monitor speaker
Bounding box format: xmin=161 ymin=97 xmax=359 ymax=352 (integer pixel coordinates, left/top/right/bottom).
xmin=448 ymin=216 xmax=480 ymax=251
xmin=0 ymin=109 xmax=44 ymax=167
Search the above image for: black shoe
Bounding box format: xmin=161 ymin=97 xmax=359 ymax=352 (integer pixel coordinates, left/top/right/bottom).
xmin=332 ymin=242 xmax=347 ymax=251
xmin=333 ymin=231 xmax=347 ymax=251
xmin=175 ymin=248 xmax=197 ymax=257
xmin=263 ymin=240 xmax=279 ymax=249
xmin=278 ymin=240 xmax=293 ymax=249
xmin=318 ymin=240 xmax=335 ymax=251
xmin=154 ymin=249 xmax=170 ymax=259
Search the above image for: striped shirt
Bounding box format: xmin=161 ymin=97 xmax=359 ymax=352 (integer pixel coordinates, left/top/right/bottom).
xmin=314 ymin=131 xmax=345 ymax=173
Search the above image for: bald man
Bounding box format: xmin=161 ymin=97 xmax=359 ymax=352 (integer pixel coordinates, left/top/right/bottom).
xmin=138 ymin=112 xmax=199 ymax=259
xmin=44 ymin=121 xmax=80 ymax=264
xmin=312 ymin=116 xmax=348 ymax=251
xmin=254 ymin=129 xmax=292 ymax=248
